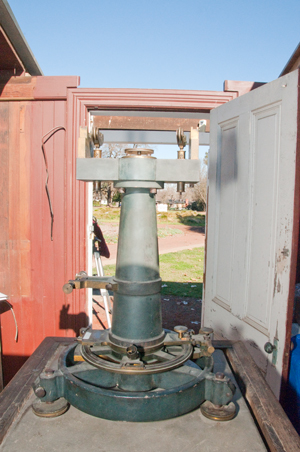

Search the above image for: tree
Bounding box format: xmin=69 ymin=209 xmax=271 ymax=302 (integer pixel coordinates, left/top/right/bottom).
xmin=185 ymin=159 xmax=207 ymax=211
xmin=156 ymin=184 xmax=177 ymax=204
xmin=155 ymin=159 xmax=207 ymax=211
xmin=95 ymin=143 xmax=125 ymax=205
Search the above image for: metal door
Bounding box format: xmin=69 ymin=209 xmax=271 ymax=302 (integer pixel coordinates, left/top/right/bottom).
xmin=203 ymin=70 xmax=300 ymax=397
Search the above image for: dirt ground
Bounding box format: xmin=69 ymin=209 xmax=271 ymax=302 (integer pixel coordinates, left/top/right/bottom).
xmin=92 ymin=224 xmax=204 ymax=331
xmin=92 ymin=294 xmax=202 ymax=331
xmin=161 ymin=295 xmax=202 ymax=331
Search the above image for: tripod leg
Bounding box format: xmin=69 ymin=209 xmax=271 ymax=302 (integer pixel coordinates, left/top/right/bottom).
xmin=94 ymin=252 xmax=112 ymax=328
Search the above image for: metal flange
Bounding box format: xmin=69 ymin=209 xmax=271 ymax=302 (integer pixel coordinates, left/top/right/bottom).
xmin=200 ymin=400 xmax=236 ymax=421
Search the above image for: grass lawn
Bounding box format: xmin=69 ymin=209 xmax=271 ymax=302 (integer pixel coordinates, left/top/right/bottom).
xmin=93 ymin=206 xmax=120 ymax=223
xmin=103 ymin=247 xmax=204 ymax=299
xmin=94 ymin=205 xmax=205 ymax=228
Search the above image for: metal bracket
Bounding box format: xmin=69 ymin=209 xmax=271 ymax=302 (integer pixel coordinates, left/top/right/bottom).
xmin=63 ymin=276 xmax=118 ymax=294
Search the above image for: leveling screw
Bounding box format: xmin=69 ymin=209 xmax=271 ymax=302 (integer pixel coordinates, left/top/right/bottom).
xmin=35 ymin=386 xmax=46 ymax=398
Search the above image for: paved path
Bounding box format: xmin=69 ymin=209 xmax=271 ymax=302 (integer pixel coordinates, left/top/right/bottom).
xmin=101 ymin=224 xmax=205 ymax=266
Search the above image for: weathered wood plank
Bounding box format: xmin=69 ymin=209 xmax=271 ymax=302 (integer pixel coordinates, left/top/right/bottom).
xmin=0 ymin=102 xmax=9 ymax=294
xmin=93 ymin=115 xmax=210 ymax=132
xmin=0 ymin=75 xmax=35 ymax=99
xmin=226 ymin=341 xmax=300 ymax=452
xmin=34 ymin=76 xmax=79 ymax=99
xmin=0 ymin=76 xmax=79 ymax=100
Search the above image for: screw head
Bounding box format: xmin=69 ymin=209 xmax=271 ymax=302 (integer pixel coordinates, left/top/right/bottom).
xmin=174 ymin=325 xmax=188 ymax=339
xmin=35 ymin=386 xmax=46 ymax=398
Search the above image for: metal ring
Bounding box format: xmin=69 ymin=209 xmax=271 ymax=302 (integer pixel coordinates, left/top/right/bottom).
xmin=80 ymin=343 xmax=193 ymax=375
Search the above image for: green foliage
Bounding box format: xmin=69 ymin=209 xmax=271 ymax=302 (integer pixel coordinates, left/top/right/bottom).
xmin=112 ymin=191 xmax=122 ymax=203
xmin=190 ymin=200 xmax=206 ymax=212
xmin=176 ymin=214 xmax=205 ymax=228
xmin=157 ymin=210 xmax=206 ymax=226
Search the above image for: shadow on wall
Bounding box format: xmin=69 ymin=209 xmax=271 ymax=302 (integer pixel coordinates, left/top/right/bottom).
xmin=59 ymin=304 xmax=89 ymax=336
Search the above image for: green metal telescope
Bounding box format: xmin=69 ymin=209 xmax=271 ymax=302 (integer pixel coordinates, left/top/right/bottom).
xmin=32 ymin=145 xmax=236 ymax=422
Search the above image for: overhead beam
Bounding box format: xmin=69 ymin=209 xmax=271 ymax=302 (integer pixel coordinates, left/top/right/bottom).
xmin=98 ymin=130 xmax=210 ymax=146
xmin=79 ymin=88 xmax=237 ymax=112
xmin=91 ymin=110 xmax=211 ymax=119
xmin=93 ymin=115 xmax=210 ymax=132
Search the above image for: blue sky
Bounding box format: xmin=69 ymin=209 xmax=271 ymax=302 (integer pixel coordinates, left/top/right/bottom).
xmin=8 ymin=0 xmax=300 ymax=91
xmin=7 ymin=0 xmax=300 ymax=160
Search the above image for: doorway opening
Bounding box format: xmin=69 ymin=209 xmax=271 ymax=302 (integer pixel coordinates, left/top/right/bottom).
xmin=86 ymin=109 xmax=210 ymax=330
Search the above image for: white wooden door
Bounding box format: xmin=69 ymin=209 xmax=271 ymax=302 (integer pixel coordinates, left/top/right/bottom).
xmin=203 ymin=69 xmax=299 ymax=398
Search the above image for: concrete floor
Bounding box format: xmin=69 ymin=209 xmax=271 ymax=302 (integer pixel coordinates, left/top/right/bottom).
xmin=0 ymin=351 xmax=266 ymax=452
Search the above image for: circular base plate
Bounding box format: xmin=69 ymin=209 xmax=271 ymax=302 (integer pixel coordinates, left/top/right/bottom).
xmin=32 ymin=397 xmax=69 ymax=418
xmin=200 ymin=400 xmax=236 ymax=421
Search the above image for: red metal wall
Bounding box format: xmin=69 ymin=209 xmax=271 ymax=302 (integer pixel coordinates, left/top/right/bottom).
xmin=0 ymin=76 xmax=88 ymax=384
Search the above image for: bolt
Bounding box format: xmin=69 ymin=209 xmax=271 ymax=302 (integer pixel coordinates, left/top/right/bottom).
xmin=63 ymin=283 xmax=73 ymax=294
xmin=215 ymin=372 xmax=225 ymax=380
xmin=126 ymin=345 xmax=139 ymax=360
xmin=79 ymin=328 xmax=86 ymax=337
xmin=44 ymin=368 xmax=55 ymax=377
xmin=35 ymin=386 xmax=46 ymax=398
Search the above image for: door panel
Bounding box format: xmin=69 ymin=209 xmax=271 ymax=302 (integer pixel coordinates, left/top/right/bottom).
xmin=203 ymin=70 xmax=299 ymax=397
